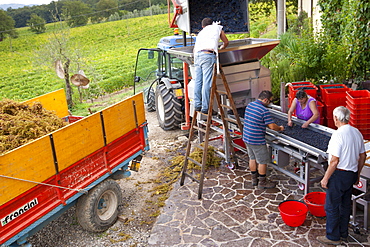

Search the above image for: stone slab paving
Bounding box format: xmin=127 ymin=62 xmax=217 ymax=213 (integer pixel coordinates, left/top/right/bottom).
xmin=148 ymin=160 xmax=370 ymax=247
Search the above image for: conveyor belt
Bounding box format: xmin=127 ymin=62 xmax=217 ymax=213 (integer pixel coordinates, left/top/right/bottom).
xmin=265 ymin=109 xmax=334 ymax=159
xmin=271 ymin=117 xmax=331 ymax=151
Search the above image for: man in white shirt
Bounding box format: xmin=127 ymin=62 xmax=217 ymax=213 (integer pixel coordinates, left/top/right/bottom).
xmin=193 ymin=18 xmax=229 ymax=114
xmin=317 ymin=106 xmax=366 ymax=245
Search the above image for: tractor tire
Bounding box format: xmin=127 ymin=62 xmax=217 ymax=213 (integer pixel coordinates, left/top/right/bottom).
xmin=155 ymin=84 xmax=182 ymax=130
xmin=143 ymin=87 xmax=156 ymax=112
xmin=76 ymin=179 xmax=122 ymax=233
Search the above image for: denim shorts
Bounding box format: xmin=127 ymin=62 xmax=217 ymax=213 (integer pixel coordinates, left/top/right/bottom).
xmin=246 ymin=143 xmax=270 ymax=164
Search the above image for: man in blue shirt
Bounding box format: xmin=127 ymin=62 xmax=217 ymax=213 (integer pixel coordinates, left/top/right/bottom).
xmin=243 ymin=90 xmax=284 ymax=189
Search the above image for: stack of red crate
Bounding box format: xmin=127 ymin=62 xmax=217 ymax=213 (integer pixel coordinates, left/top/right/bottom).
xmin=288 ymin=82 xmax=323 ymax=124
xmin=288 ymin=82 xmax=318 ymax=106
xmin=319 ymin=84 xmax=351 ymax=129
xmin=346 ymin=90 xmax=370 ymax=140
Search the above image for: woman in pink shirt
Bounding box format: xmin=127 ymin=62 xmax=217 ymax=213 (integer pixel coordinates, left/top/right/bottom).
xmin=288 ymin=89 xmax=320 ymax=128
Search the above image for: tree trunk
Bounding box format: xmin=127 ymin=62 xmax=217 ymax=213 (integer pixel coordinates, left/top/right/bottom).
xmin=64 ymin=59 xmax=73 ymax=108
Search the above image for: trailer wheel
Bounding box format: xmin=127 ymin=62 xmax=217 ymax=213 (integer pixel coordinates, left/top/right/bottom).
xmin=155 ymin=84 xmax=182 ymax=130
xmin=143 ymin=87 xmax=156 ymax=112
xmin=76 ymin=179 xmax=122 ymax=232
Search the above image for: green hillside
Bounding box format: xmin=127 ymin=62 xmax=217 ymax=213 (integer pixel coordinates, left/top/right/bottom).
xmin=0 ymin=12 xmax=276 ymax=114
xmin=0 ymin=15 xmax=174 ymax=100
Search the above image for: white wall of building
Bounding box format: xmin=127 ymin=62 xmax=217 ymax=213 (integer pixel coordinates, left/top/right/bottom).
xmin=298 ymin=0 xmax=322 ymax=33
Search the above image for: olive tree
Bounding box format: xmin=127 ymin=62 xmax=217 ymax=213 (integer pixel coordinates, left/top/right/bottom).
xmin=28 ymin=14 xmax=46 ymax=34
xmin=62 ymin=1 xmax=91 ymax=27
xmin=0 ymin=10 xmax=17 ymax=41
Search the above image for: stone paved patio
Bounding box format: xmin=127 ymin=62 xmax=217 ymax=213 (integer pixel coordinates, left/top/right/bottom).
xmin=148 ymin=156 xmax=370 ymax=247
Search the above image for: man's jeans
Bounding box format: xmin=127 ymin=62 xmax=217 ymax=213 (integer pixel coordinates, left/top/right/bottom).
xmin=325 ymin=170 xmax=357 ymax=241
xmin=194 ymin=52 xmax=216 ymax=112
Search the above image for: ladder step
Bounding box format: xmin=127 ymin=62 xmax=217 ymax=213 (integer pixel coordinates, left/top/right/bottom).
xmin=183 ymin=172 xmax=200 ymax=183
xmin=198 ymin=120 xmax=224 ymax=134
xmin=216 ymin=90 xmax=227 ymax=95
xmin=193 ymin=125 xmax=207 ymax=133
xmin=220 ymin=104 xmax=233 ymax=110
xmin=230 ymin=132 xmax=242 ymax=138
xmin=192 ymin=143 xmax=204 ymax=150
xmin=225 ymin=117 xmax=238 ymax=124
xmin=187 ymin=157 xmax=202 ymax=167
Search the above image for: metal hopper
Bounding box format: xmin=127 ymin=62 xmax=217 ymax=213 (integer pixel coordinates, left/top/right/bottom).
xmin=166 ymin=38 xmax=279 ymax=66
xmin=167 ymin=38 xmax=280 ymax=108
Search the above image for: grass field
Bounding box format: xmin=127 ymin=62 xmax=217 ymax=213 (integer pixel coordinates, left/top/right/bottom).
xmin=0 ymin=15 xmax=173 ymax=101
xmin=0 ymin=12 xmax=276 ymax=115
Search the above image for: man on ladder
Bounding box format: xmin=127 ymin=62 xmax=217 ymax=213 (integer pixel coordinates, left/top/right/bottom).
xmin=193 ymin=17 xmax=229 ymax=114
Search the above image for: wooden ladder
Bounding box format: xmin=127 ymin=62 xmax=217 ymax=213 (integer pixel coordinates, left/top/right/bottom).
xmin=180 ymin=64 xmax=243 ymax=199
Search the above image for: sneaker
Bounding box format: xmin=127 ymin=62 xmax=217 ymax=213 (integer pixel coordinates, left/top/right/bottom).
xmin=316 ymin=236 xmax=341 ymax=245
xmin=257 ymin=176 xmax=276 ymax=189
xmin=340 ymin=237 xmax=348 ymax=243
xmin=201 ymin=109 xmax=218 ymax=115
xmin=251 ymin=173 xmax=258 ymax=186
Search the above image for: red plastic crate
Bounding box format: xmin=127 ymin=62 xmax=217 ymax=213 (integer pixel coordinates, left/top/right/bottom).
xmin=319 ymin=84 xmax=347 ymax=91
xmin=289 ymin=83 xmax=317 ymax=99
xmin=350 ymin=113 xmax=370 ymax=122
xmin=346 ymin=100 xmax=370 ymax=110
xmin=346 ymin=90 xmax=370 ymax=104
xmin=319 ymin=84 xmax=351 ymax=105
xmin=359 ymin=129 xmax=370 ymax=140
xmin=347 ymin=103 xmax=370 ymax=116
xmin=290 ymin=81 xmax=313 ymax=87
xmin=349 ymin=120 xmax=370 ymax=129
xmin=325 ymin=104 xmax=347 ymax=119
xmin=320 ymin=117 xmax=325 ymax=125
xmin=232 ymin=130 xmax=246 ymax=151
xmin=326 ymin=117 xmax=336 ymax=129
xmin=350 ymin=116 xmax=370 ymax=125
xmin=317 ymin=101 xmax=324 ymax=117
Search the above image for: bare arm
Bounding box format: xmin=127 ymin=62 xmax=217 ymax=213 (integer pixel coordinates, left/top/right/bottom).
xmin=219 ymin=31 xmax=229 ymax=49
xmin=267 ymin=123 xmax=284 ymax=132
xmin=355 ymin=152 xmax=367 ymax=185
xmin=321 ymin=155 xmax=339 ymax=189
xmin=287 ymin=98 xmax=297 ymax=127
xmin=302 ymin=100 xmax=320 ymax=128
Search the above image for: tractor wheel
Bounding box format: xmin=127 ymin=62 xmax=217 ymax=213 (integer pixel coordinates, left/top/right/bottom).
xmin=155 ymin=84 xmax=182 ymax=130
xmin=76 ymin=179 xmax=122 ymax=232
xmin=143 ymin=87 xmax=156 ymax=112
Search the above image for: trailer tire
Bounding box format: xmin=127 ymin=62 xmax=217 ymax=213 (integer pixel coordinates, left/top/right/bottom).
xmin=143 ymin=87 xmax=156 ymax=112
xmin=76 ymin=179 xmax=122 ymax=233
xmin=155 ymin=84 xmax=182 ymax=130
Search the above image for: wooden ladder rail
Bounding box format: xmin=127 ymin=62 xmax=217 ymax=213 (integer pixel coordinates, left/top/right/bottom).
xmin=214 ymin=64 xmax=243 ymax=167
xmin=180 ymin=64 xmax=243 ymax=199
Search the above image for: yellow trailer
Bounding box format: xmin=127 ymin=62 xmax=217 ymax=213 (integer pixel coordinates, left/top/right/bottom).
xmin=0 ymin=89 xmax=149 ymax=246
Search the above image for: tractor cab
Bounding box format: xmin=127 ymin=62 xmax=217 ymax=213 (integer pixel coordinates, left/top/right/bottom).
xmin=133 ymin=33 xmax=196 ymax=130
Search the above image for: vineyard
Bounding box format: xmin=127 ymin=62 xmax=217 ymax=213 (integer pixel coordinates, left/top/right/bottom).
xmin=0 ymin=15 xmax=173 ymax=102
xmin=0 ymin=10 xmax=275 ymax=115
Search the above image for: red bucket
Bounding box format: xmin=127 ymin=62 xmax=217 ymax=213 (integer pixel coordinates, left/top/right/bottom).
xmin=279 ymin=200 xmax=308 ymax=227
xmin=304 ymin=191 xmax=326 ymax=217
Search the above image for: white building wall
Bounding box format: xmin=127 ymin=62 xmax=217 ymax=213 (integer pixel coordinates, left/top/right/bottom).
xmin=298 ymin=0 xmax=322 ymax=33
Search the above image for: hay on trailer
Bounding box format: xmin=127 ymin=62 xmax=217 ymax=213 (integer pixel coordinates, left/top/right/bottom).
xmin=0 ymin=99 xmax=66 ymax=154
